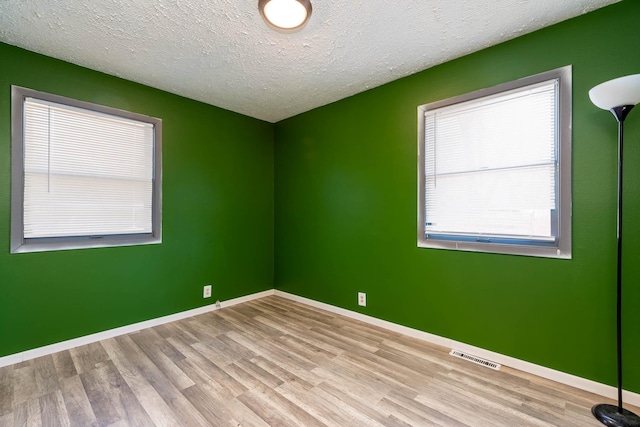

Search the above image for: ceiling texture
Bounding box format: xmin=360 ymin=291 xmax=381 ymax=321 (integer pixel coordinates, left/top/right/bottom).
xmin=0 ymin=0 xmax=621 ymax=123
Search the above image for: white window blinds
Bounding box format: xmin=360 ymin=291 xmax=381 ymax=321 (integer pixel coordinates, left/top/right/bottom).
xmin=423 ymin=79 xmax=558 ymax=242
xmin=23 ymin=97 xmax=155 ymax=239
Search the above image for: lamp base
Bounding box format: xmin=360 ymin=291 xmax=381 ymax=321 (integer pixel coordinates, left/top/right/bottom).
xmin=592 ymin=404 xmax=640 ymax=427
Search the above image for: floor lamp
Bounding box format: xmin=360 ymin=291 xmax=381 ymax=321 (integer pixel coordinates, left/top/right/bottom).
xmin=589 ymin=73 xmax=640 ymax=427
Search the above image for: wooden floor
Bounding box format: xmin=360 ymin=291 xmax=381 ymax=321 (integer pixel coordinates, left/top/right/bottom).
xmin=0 ymin=296 xmax=634 ymax=426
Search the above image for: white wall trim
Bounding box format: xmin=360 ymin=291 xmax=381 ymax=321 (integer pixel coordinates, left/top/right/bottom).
xmin=0 ymin=289 xmax=275 ymax=368
xmin=3 ymin=287 xmax=638 ymax=409
xmin=274 ymin=290 xmax=640 ymax=408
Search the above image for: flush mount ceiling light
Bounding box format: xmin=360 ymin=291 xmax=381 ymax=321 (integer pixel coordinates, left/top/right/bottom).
xmin=259 ymin=0 xmax=312 ymax=32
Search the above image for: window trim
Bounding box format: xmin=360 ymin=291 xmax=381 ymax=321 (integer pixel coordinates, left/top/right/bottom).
xmin=11 ymin=86 xmax=163 ymax=253
xmin=417 ymin=66 xmax=572 ymax=259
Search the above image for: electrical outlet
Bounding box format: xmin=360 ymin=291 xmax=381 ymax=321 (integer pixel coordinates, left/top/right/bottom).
xmin=358 ymin=292 xmax=366 ymax=307
xmin=203 ymin=284 xmax=212 ymax=298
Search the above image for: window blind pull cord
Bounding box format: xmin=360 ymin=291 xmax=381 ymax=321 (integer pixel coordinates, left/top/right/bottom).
xmin=47 ymin=106 xmax=51 ymax=193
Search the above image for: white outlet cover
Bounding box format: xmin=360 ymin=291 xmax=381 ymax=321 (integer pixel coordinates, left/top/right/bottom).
xmin=203 ymin=285 xmax=212 ymax=298
xmin=358 ymin=292 xmax=366 ymax=307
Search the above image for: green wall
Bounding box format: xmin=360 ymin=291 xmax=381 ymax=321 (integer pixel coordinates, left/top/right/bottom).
xmin=274 ymin=0 xmax=640 ymax=393
xmin=2 ymin=0 xmax=639 ymax=396
xmin=0 ymin=43 xmax=274 ymax=357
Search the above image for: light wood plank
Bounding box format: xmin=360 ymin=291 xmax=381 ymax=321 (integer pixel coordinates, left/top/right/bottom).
xmin=81 ymin=360 xmax=154 ymax=426
xmin=181 ymin=384 xmax=228 ymax=425
xmin=101 ymin=337 xmax=182 ymax=427
xmin=236 ymin=383 xmax=322 ymax=427
xmin=12 ymin=365 xmax=38 ymax=407
xmin=51 ymin=351 xmax=77 ymax=380
xmin=0 ymin=412 xmax=12 ymax=426
xmin=1 ymin=295 xmax=636 ymax=426
xmin=59 ymin=375 xmax=98 ymax=427
xmin=12 ymin=398 xmax=42 ymax=427
xmin=33 ymin=356 xmax=59 ymax=396
xmin=39 ymin=390 xmax=70 ymax=427
xmin=69 ymin=343 xmax=109 ymax=375
xmin=0 ymin=365 xmax=14 ymax=417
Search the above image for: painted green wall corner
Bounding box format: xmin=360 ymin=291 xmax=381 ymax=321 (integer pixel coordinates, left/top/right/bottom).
xmin=2 ymin=0 xmax=640 ymax=398
xmin=274 ymin=0 xmax=640 ymax=393
xmin=0 ymin=43 xmax=275 ymax=357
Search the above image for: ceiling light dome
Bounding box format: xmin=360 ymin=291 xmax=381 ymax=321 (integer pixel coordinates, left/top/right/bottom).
xmin=259 ymin=0 xmax=312 ymax=32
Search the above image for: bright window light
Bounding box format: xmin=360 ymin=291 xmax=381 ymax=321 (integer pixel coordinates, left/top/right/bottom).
xmin=11 ymin=86 xmax=162 ymax=253
xmin=417 ymin=66 xmax=572 ymax=258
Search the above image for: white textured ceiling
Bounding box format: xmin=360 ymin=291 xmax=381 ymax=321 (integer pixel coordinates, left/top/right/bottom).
xmin=0 ymin=0 xmax=621 ymax=123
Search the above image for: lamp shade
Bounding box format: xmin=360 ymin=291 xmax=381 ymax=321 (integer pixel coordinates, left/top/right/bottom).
xmin=589 ymin=74 xmax=640 ymax=110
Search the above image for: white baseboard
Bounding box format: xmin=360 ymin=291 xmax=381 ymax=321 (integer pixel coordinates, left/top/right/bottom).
xmin=0 ymin=289 xmax=275 ymax=369
xmin=3 ymin=287 xmax=638 ymax=409
xmin=274 ymin=290 xmax=640 ymax=408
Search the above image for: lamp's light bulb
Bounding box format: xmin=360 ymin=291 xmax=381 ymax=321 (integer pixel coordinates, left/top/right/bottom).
xmin=263 ymin=0 xmax=308 ymax=29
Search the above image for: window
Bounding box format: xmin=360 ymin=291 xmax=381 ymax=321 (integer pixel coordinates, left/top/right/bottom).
xmin=417 ymin=66 xmax=571 ymax=258
xmin=11 ymin=86 xmax=162 ymax=253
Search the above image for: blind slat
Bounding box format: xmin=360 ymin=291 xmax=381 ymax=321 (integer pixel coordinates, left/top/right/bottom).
xmin=424 ymin=79 xmax=559 ymax=241
xmin=23 ymin=98 xmax=154 ymax=239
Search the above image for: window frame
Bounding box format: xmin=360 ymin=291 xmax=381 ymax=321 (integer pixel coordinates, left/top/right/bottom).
xmin=11 ymin=86 xmax=162 ymax=253
xmin=417 ymin=66 xmax=572 ymax=259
